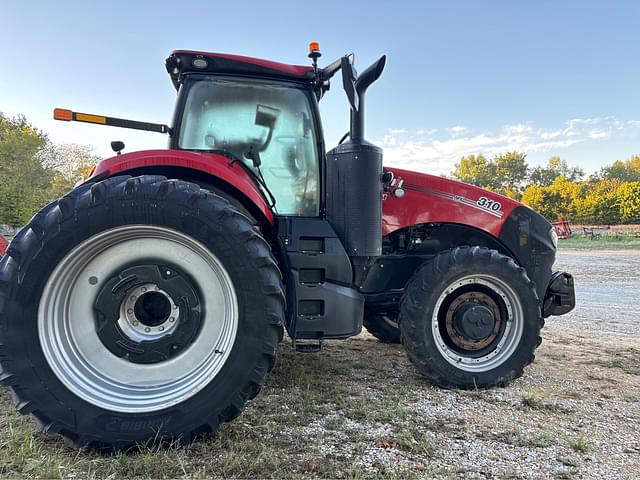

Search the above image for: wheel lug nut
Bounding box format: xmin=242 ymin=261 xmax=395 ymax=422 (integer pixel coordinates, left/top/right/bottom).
xmin=145 ymin=327 xmax=150 ymax=332
xmin=169 ymin=317 xmax=175 ymax=322
xmin=133 ymin=321 xmax=139 ymax=326
xmin=127 ymin=309 xmax=133 ymax=314
xmin=141 ymin=287 xmax=147 ymax=292
xmin=159 ymin=326 xmax=164 ymax=331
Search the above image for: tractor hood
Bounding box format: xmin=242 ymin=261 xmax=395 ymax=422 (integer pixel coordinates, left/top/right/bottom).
xmin=382 ymin=167 xmax=557 ymax=301
xmin=382 ymin=167 xmax=523 ymax=238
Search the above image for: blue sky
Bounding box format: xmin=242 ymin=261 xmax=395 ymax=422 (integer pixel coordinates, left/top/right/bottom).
xmin=1 ymin=0 xmax=638 ymax=175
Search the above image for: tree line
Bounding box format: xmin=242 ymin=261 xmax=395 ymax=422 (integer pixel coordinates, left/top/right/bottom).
xmin=1 ymin=111 xmax=638 ymax=228
xmin=452 ymin=152 xmax=640 ymax=224
xmin=0 ymin=113 xmax=98 ymax=227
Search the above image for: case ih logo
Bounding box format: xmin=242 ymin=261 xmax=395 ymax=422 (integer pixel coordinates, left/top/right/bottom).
xmin=405 ymin=185 xmax=504 ymax=218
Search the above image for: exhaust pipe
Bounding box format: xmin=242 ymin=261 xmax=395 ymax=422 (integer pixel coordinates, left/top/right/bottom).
xmin=325 ymin=55 xmax=386 ymax=276
xmin=342 ymin=55 xmax=386 ymax=141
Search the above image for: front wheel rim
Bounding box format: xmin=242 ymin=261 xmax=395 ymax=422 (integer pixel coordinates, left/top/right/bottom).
xmin=431 ymin=274 xmax=524 ymax=373
xmin=38 ymin=225 xmax=238 ymax=413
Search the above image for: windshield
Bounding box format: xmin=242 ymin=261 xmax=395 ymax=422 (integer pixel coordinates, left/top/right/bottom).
xmin=179 ymin=77 xmax=319 ymax=216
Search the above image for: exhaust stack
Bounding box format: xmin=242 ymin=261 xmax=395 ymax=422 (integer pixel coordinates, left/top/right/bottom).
xmin=325 ymin=55 xmax=386 ymax=274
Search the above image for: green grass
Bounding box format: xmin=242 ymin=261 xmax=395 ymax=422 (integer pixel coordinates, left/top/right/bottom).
xmin=558 ymin=233 xmax=640 ymax=249
xmin=395 ymin=428 xmax=434 ymax=455
xmin=564 ymin=433 xmax=593 ymax=453
xmin=520 ymin=391 xmax=567 ymax=414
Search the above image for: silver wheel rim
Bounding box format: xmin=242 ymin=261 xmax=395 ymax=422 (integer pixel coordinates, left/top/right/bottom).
xmin=38 ymin=225 xmax=238 ymax=413
xmin=431 ymin=274 xmax=524 ymax=373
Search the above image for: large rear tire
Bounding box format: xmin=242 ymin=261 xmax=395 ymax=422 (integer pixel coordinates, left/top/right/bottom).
xmin=400 ymin=246 xmax=542 ymax=389
xmin=0 ymin=175 xmax=284 ymax=450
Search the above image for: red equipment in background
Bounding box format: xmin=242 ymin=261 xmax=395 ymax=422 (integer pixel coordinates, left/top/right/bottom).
xmin=551 ymin=218 xmax=572 ymax=239
xmin=0 ymin=234 xmax=7 ymax=257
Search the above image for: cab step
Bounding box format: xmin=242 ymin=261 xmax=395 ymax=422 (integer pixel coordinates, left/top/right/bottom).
xmin=293 ymin=339 xmax=323 ymax=353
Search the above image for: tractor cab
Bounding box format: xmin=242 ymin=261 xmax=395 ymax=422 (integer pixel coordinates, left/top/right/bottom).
xmin=165 ymin=51 xmax=324 ymax=216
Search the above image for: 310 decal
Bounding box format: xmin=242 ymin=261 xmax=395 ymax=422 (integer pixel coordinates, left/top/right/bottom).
xmin=476 ymin=196 xmax=502 ymax=213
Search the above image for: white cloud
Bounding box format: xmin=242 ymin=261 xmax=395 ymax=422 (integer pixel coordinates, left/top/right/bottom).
xmin=377 ymin=117 xmax=640 ymax=175
xmin=447 ymin=125 xmax=468 ymax=136
xmin=588 ymin=130 xmax=609 ymax=140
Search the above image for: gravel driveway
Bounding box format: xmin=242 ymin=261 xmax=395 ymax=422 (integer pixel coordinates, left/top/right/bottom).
xmin=549 ymin=248 xmax=640 ymax=336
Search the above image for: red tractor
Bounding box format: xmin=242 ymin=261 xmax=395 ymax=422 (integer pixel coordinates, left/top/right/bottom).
xmin=0 ymin=44 xmax=574 ymax=449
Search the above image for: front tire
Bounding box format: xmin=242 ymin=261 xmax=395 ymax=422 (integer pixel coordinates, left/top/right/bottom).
xmin=363 ymin=310 xmax=401 ymax=343
xmin=0 ymin=175 xmax=284 ymax=449
xmin=400 ymin=246 xmax=542 ymax=389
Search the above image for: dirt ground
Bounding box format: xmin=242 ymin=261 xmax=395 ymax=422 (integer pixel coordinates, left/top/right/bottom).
xmin=0 ymin=249 xmax=639 ymax=479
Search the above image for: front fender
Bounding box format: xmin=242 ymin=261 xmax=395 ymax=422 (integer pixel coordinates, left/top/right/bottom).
xmin=90 ymin=149 xmax=275 ymax=225
xmin=381 ymin=167 xmax=558 ymax=299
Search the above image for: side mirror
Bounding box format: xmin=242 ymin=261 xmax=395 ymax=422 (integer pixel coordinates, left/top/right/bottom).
xmin=253 ymin=104 xmax=280 ymax=152
xmin=341 ymin=56 xmax=359 ymax=112
xmin=255 ymin=104 xmax=280 ymax=129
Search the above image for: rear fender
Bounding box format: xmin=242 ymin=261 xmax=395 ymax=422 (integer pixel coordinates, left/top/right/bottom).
xmin=90 ymin=149 xmax=275 ymax=226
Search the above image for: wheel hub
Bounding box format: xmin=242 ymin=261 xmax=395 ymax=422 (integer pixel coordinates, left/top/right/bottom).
xmin=94 ymin=264 xmax=202 ymax=364
xmin=452 ymin=303 xmax=495 ymax=340
xmin=444 ymin=290 xmax=502 ymax=351
xmin=119 ymin=284 xmax=180 ymax=342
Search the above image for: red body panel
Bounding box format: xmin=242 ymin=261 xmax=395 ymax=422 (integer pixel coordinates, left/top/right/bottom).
xmin=0 ymin=234 xmax=7 ymax=257
xmin=90 ymin=152 xmax=520 ymax=240
xmin=382 ymin=167 xmax=521 ymax=238
xmin=172 ymin=50 xmax=313 ymax=78
xmin=91 ymin=150 xmax=274 ymax=224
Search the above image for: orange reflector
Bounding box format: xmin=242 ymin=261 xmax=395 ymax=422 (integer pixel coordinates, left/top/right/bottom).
xmin=75 ymin=113 xmax=106 ymax=124
xmin=309 ymin=41 xmax=320 ymax=53
xmin=88 ymin=165 xmax=97 ymax=177
xmin=53 ymin=108 xmax=73 ymax=121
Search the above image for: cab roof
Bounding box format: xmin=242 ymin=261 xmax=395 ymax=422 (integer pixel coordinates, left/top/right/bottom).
xmin=165 ymin=50 xmax=315 ymax=89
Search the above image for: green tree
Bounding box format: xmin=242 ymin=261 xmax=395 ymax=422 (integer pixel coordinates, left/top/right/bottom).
xmin=0 ymin=113 xmax=51 ymax=226
xmin=529 ymin=156 xmax=584 ymax=186
xmin=452 ymin=154 xmax=496 ymax=189
xmin=0 ymin=113 xmax=98 ymax=227
xmin=493 ymin=151 xmax=528 ymax=197
xmin=597 ymin=154 xmax=640 ymax=182
xmin=40 ymin=143 xmax=99 ymax=197
xmin=452 ymin=151 xmax=529 ymax=196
